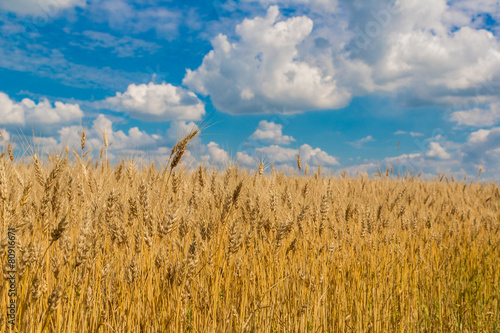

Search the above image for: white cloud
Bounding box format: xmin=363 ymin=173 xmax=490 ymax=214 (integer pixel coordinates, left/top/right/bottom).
xmin=236 ymin=151 xmax=256 ymax=166
xmin=256 ymin=145 xmax=297 ymax=163
xmin=450 ymin=102 xmax=500 ymax=127
xmin=58 ymin=114 xmax=163 ymax=153
xmin=249 ymin=120 xmax=295 ymax=144
xmin=254 ymin=0 xmax=338 ymax=12
xmin=255 ymin=143 xmax=339 ymax=166
xmin=445 ymin=0 xmax=500 ymax=34
xmin=92 ymin=114 xmax=162 ymax=150
xmin=343 ymin=0 xmax=500 ymax=107
xmin=300 ymin=143 xmax=339 ymax=166
xmin=0 ymin=92 xmax=83 ymax=126
xmin=465 ymin=127 xmax=500 ymax=149
xmin=183 ymin=6 xmax=351 ymax=114
xmin=426 ymin=142 xmax=451 ymax=159
xmin=343 ymin=149 xmax=468 ymax=179
xmin=0 ymin=0 xmax=84 ymax=16
xmin=0 ymin=128 xmax=10 ymax=143
xmin=206 ymin=142 xmax=230 ymax=165
xmin=344 ymin=162 xmax=378 ymax=175
xmin=348 ymin=135 xmax=374 ymax=148
xmin=165 ymin=121 xmax=200 ymax=144
xmin=394 ymin=131 xmax=424 ymax=137
xmin=106 ymin=82 xmax=205 ymax=122
xmin=467 ymin=128 xmax=493 ymax=144
xmin=34 ymin=136 xmax=59 ymax=150
xmin=343 ymin=125 xmax=500 ymax=178
xmin=32 ymin=114 xmax=202 ymax=165
xmin=0 ymin=93 xmax=24 ymax=124
xmin=461 ymin=127 xmax=500 ymax=176
xmin=384 ymin=153 xmax=422 ymax=166
xmin=183 ymin=2 xmax=500 ymax=116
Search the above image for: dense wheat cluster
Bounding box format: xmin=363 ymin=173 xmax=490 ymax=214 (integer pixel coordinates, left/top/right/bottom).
xmin=0 ymin=134 xmax=499 ymax=332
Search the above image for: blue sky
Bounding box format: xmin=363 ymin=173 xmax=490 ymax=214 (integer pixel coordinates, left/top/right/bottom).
xmin=0 ymin=0 xmax=499 ymax=179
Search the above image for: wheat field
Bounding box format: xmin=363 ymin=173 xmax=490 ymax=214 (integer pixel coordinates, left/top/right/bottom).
xmin=0 ymin=130 xmax=499 ymax=332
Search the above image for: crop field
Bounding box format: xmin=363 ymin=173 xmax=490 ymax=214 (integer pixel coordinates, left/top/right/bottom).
xmin=0 ymin=130 xmax=499 ymax=332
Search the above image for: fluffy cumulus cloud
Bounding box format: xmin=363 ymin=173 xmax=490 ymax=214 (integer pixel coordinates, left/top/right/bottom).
xmin=300 ymin=144 xmax=339 ymax=166
xmin=183 ymin=5 xmax=351 ymax=114
xmin=0 ymin=92 xmax=83 ymax=126
xmin=0 ymin=128 xmax=10 ymax=143
xmin=255 ymin=143 xmax=339 ymax=166
xmin=462 ymin=127 xmax=500 ymax=174
xmin=445 ymin=0 xmax=500 ymax=34
xmin=184 ymin=1 xmax=500 ymax=116
xmin=233 ymin=120 xmax=339 ymax=169
xmin=236 ymin=151 xmax=256 ymax=167
xmin=249 ymin=120 xmax=295 ymax=144
xmin=0 ymin=0 xmax=84 ymax=16
xmin=106 ymin=82 xmax=205 ymax=122
xmin=344 ymin=162 xmax=378 ymax=175
xmin=205 ymin=142 xmax=230 ymax=165
xmin=342 ymin=129 xmax=499 ymax=179
xmin=44 ymin=116 xmax=199 ymax=161
xmin=450 ymin=102 xmax=500 ymax=127
xmin=425 ymin=142 xmax=451 ymax=160
xmin=254 ymin=0 xmax=338 ymax=12
xmin=341 ymin=0 xmax=500 ymax=106
xmin=255 ymin=145 xmax=298 ymax=163
xmin=58 ymin=114 xmax=162 ymax=152
xmin=467 ymin=128 xmax=495 ymax=144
